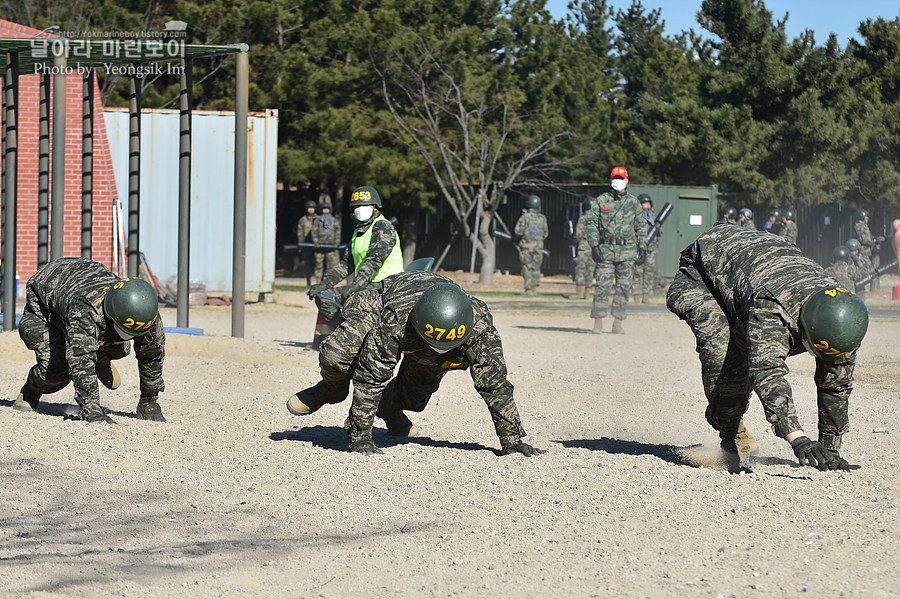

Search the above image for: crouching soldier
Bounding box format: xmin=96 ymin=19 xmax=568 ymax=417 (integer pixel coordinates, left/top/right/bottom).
xmin=287 ymin=271 xmax=544 ymax=457
xmin=14 ymin=258 xmax=166 ymax=423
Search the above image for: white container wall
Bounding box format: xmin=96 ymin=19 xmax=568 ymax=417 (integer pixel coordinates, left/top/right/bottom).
xmin=104 ymin=107 xmax=278 ymax=296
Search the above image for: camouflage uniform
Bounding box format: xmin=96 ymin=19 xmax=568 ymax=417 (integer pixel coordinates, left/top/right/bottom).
xmin=18 ymin=258 xmax=165 ymax=420
xmin=514 ymin=209 xmax=548 ymax=292
xmin=296 ymin=211 xmax=318 ymax=280
xmin=585 ymin=188 xmax=646 ymax=320
xmin=572 ymin=213 xmax=599 ymax=290
xmin=854 ymin=218 xmax=878 ymax=291
xmin=633 ymin=206 xmax=663 ymax=295
xmin=741 ymin=217 xmax=756 ymax=230
xmin=307 ymin=271 xmax=527 ymax=450
xmin=824 ymin=260 xmax=857 ymax=293
xmin=310 ymin=213 xmax=342 ymax=281
xmin=782 ymin=220 xmax=798 ymax=245
xmin=666 ymin=225 xmax=856 ymax=451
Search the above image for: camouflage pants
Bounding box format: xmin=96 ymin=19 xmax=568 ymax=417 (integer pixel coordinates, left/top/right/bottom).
xmin=666 ymin=268 xmax=752 ymax=440
xmin=18 ymin=308 xmax=130 ymax=413
xmin=591 ymin=260 xmax=635 ymax=320
xmin=518 ymin=241 xmax=544 ymax=291
xmin=574 ymin=250 xmax=599 ymax=288
xmin=633 ymin=240 xmax=662 ymax=294
xmin=313 ymin=250 xmax=341 ymax=281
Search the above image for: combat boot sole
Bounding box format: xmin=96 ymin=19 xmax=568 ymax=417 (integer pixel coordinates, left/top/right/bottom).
xmin=13 ymin=393 xmax=39 ymax=412
xmin=97 ymin=359 xmax=121 ymax=390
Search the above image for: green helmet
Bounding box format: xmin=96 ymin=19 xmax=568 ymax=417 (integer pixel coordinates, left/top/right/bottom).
xmin=739 ymin=207 xmax=753 ymax=220
xmin=304 ymin=200 xmax=317 ymax=209
xmin=846 ymin=238 xmax=861 ymax=252
xmin=832 ymin=245 xmax=850 ymax=262
xmin=799 ymin=287 xmax=868 ymax=361
xmin=409 ymin=283 xmax=474 ymax=351
xmin=582 ymin=196 xmax=596 ymax=212
xmin=103 ymin=278 xmax=159 ymax=338
xmin=319 ymin=202 xmax=332 ymax=212
xmin=784 ymin=208 xmax=796 ymax=221
xmin=349 ymin=186 xmax=382 ymax=209
xmin=855 ymin=208 xmax=869 ymax=221
xmin=722 ymin=206 xmax=737 ymax=220
xmin=525 ymin=195 xmax=541 ymax=210
xmin=769 ymin=209 xmax=782 ymax=219
xmin=637 ymin=193 xmax=652 ymax=207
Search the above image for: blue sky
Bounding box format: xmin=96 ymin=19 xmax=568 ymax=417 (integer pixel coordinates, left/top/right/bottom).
xmin=544 ymin=0 xmax=900 ymax=47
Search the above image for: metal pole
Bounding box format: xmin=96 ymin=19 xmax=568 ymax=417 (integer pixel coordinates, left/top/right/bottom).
xmin=127 ymin=69 xmax=142 ymax=278
xmin=177 ymin=57 xmax=193 ymax=328
xmin=51 ymin=40 xmax=67 ymax=261
xmin=231 ymin=51 xmax=249 ymax=337
xmin=2 ymin=52 xmax=19 ymax=331
xmin=81 ymin=67 xmax=93 ymax=259
xmin=38 ymin=74 xmax=50 ymax=266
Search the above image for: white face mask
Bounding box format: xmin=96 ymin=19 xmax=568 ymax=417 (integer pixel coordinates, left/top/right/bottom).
xmin=611 ymin=179 xmax=627 ymax=193
xmin=353 ymin=205 xmax=374 ymax=222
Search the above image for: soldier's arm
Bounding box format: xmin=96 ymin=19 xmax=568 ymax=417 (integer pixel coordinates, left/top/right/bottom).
xmin=746 ymin=299 xmax=803 ymax=438
xmin=585 ymin=204 xmax=600 ymax=247
xmin=541 ymin=215 xmax=549 ymax=241
xmin=350 ymin=219 xmax=398 ymax=289
xmin=319 ymin=251 xmax=352 ymax=288
xmin=467 ymin=322 xmax=527 ymax=449
xmin=134 ymin=318 xmax=166 ymax=398
xmin=633 ymin=202 xmax=648 ymax=251
xmin=347 ymin=314 xmax=404 ymax=444
xmin=514 ymin=214 xmax=526 ymax=237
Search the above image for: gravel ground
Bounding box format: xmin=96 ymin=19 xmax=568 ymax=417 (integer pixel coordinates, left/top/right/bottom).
xmin=1 ymin=272 xmax=898 ymax=599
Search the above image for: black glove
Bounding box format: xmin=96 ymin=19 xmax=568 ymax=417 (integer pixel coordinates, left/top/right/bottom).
xmin=349 ymin=440 xmax=384 ymax=455
xmin=307 ymin=282 xmax=327 ymax=299
xmin=590 ymin=246 xmax=602 ymax=263
xmin=137 ymin=399 xmax=166 ymax=422
xmin=791 ymin=436 xmax=838 ymax=470
xmin=501 ymin=442 xmax=546 ymax=457
xmin=826 ymin=449 xmax=861 ymax=471
xmin=635 ymin=246 xmax=647 ymax=266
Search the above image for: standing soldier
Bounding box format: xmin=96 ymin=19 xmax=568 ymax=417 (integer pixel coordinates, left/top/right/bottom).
xmin=569 ymin=196 xmax=598 ymax=300
xmin=310 ymin=202 xmax=342 ymax=284
xmin=667 ymin=225 xmax=868 ymax=473
xmin=781 ymin=209 xmax=798 ymax=245
xmin=585 ymin=166 xmax=646 ymax=334
xmin=765 ymin=209 xmax=783 ymax=236
xmin=514 ymin=195 xmax=549 ymax=295
xmin=286 ymin=271 xmax=544 ymax=457
xmin=853 ymin=209 xmax=881 ymax=292
xmin=14 ymin=258 xmax=166 ymax=423
xmin=307 ymin=186 xmax=403 ymax=319
xmin=824 ymin=246 xmax=857 ymax=293
xmin=296 ymin=200 xmax=318 ymax=283
xmin=720 ymin=206 xmax=738 ymax=225
xmin=634 ymin=193 xmax=663 ymax=303
xmin=739 ymin=208 xmax=756 ymax=230
xmin=846 ymin=238 xmax=870 ymax=300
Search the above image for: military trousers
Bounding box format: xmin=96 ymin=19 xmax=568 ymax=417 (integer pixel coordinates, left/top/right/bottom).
xmin=591 ymin=259 xmax=635 ymax=320
xmin=574 ymin=250 xmax=599 ymax=288
xmin=666 ymin=268 xmax=752 ymax=439
xmin=313 ymin=250 xmax=341 ymax=281
xmin=518 ymin=241 xmax=544 ymax=291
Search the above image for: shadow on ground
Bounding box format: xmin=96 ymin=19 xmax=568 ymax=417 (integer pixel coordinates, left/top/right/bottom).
xmin=271 ymin=425 xmax=495 ymax=453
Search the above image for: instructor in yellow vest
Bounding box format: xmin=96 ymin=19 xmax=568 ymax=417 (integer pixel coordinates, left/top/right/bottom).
xmin=308 ymin=186 xmax=403 ymax=314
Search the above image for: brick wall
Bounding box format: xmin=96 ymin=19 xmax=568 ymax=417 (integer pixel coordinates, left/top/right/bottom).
xmin=1 ymin=19 xmax=119 ymax=285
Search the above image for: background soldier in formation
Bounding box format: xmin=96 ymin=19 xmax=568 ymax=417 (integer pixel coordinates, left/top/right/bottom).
xmin=586 ymin=166 xmax=646 ymax=334
xmin=825 ymin=246 xmax=857 ymax=292
xmin=739 ymin=207 xmax=756 ymax=229
xmin=287 ymin=271 xmax=544 ymax=457
xmin=514 ymin=195 xmax=549 ymax=295
xmin=720 ymin=205 xmax=738 ymax=225
xmin=765 ymin=209 xmax=783 ymax=235
xmin=570 ymin=196 xmax=598 ymax=300
xmin=14 ymin=258 xmax=166 ymax=424
xmin=853 ymin=209 xmax=882 ymax=292
xmin=667 ymin=225 xmax=868 ymax=473
xmin=296 ymin=200 xmax=319 ymax=283
xmin=846 ymin=238 xmax=869 ymax=300
xmin=307 ymin=186 xmax=403 ymax=320
xmin=781 ymin=209 xmax=798 ymax=245
xmin=310 ymin=202 xmax=342 ymax=283
xmin=633 ymin=193 xmax=663 ymax=303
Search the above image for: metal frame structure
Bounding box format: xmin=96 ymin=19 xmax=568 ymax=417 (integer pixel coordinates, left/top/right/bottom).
xmin=1 ymin=38 xmax=250 ymax=336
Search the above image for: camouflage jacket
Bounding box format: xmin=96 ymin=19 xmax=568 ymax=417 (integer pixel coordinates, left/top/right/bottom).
xmin=320 ymin=214 xmax=400 ymax=290
xmin=782 ymin=221 xmax=798 ymax=244
xmin=310 ymin=214 xmax=341 ymax=247
xmin=824 ymin=260 xmax=857 ymax=293
xmin=854 ymin=220 xmax=876 ymax=257
xmin=345 ymin=271 xmax=526 ymax=448
xmin=24 ymin=258 xmax=165 ymax=406
xmin=676 ymin=224 xmax=856 ymax=440
xmin=585 ymin=188 xmax=646 ymax=262
xmin=296 ymin=214 xmax=317 ymax=242
xmin=742 ymin=218 xmax=757 ymax=230
xmin=514 ymin=210 xmax=548 ymax=243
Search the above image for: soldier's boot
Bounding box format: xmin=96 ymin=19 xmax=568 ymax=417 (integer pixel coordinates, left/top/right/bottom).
xmin=641 ymin=293 xmax=649 ymax=304
xmin=734 ymin=419 xmax=758 ymax=461
xmin=611 ymin=318 xmax=625 ymax=334
xmin=717 ymin=420 xmax=750 ymax=473
xmin=13 ymin=385 xmax=41 ymax=412
xmin=582 ymin=286 xmax=590 ymax=299
xmin=568 ymin=285 xmax=585 ymax=299
xmin=96 ymin=358 xmax=121 ymax=390
xmin=136 ymin=397 xmax=166 ymax=422
xmin=377 ymin=406 xmax=419 ymax=437
xmin=591 ymin=318 xmax=603 ymax=334
xmin=286 ymin=380 xmax=348 ymax=416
